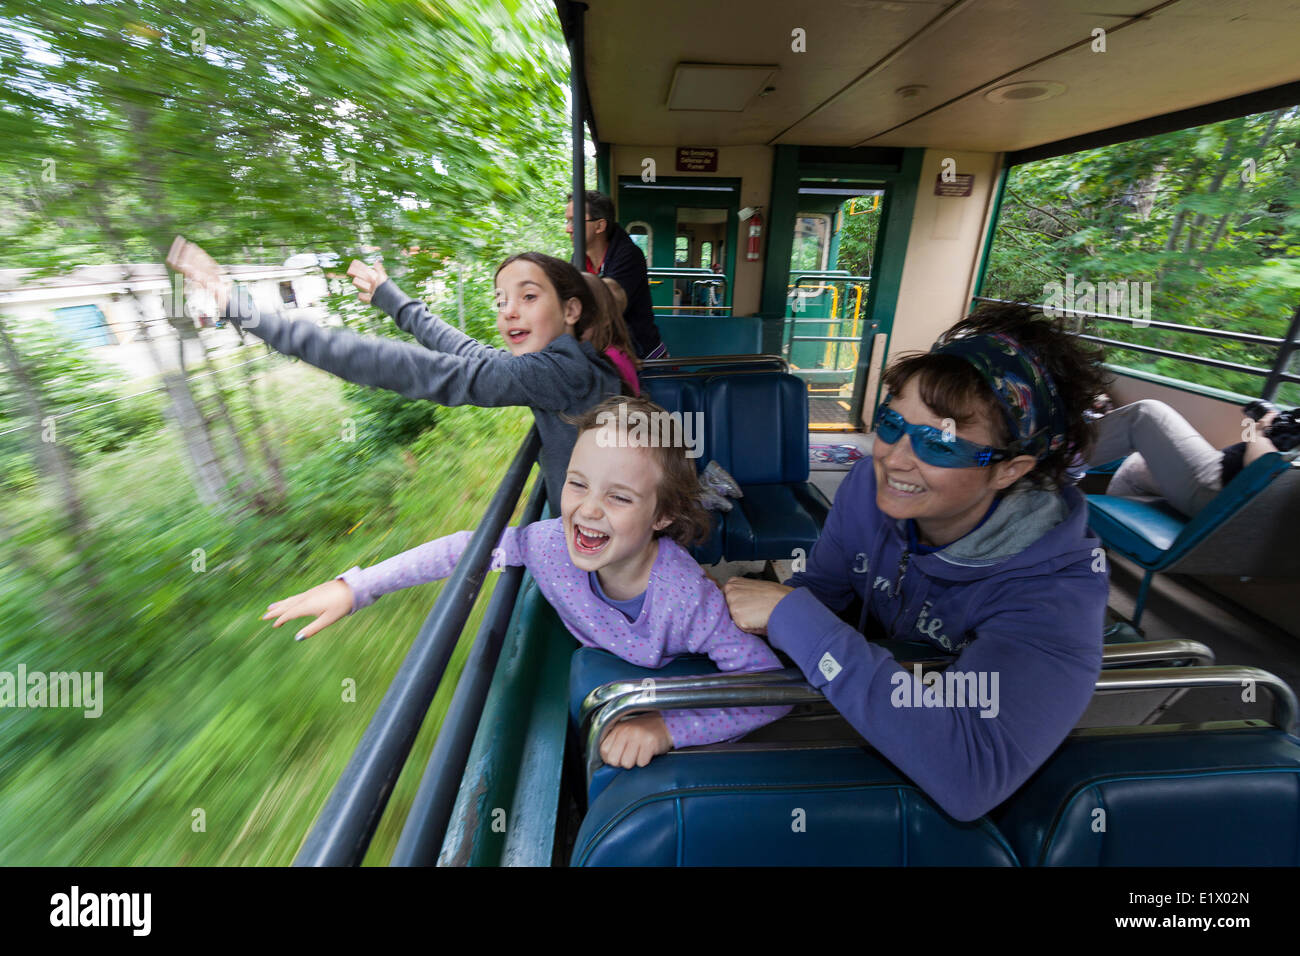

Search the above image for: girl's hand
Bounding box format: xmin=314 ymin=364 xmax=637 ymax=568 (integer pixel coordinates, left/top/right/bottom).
xmin=262 ymin=579 xmax=356 ymax=641
xmin=723 ymin=578 xmax=793 ymax=635
xmin=166 ymin=236 xmax=230 ymax=311
xmin=599 ymin=712 xmax=672 ymax=769
xmin=347 ymin=258 xmax=389 ymax=303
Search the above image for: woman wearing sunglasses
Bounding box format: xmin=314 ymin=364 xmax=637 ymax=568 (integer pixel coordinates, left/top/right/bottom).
xmin=724 ymin=303 xmax=1111 ymax=821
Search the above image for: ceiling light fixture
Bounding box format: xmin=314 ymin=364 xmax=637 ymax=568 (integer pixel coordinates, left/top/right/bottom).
xmin=984 ymin=81 xmax=1067 ymax=104
xmin=667 ymin=63 xmax=780 ymax=111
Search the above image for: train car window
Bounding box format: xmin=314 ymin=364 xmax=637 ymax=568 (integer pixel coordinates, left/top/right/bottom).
xmin=980 ymin=103 xmax=1300 ymax=404
xmin=701 ymin=241 xmax=713 ymax=268
xmin=51 ymin=304 xmax=115 ymax=347
xmin=626 ymin=221 xmax=652 ymax=265
xmin=674 ymin=235 xmax=689 ymax=266
xmin=791 ymin=214 xmax=831 ymax=272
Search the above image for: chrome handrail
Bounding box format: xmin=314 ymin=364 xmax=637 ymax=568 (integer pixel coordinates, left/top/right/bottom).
xmin=585 ymin=682 xmax=824 ymax=785
xmin=1100 ymin=639 xmax=1215 ymax=667
xmin=1092 ymin=667 xmax=1297 ymax=734
xmin=582 ymin=663 xmax=1299 ymax=786
xmin=642 ymin=353 xmax=790 ymax=374
xmin=576 ymin=640 xmax=1215 ymax=728
xmin=642 ymin=355 xmax=783 ymax=365
xmin=578 ymin=667 xmax=805 ymax=728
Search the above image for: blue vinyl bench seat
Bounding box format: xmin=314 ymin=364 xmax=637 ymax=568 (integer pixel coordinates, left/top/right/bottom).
xmin=571 ymin=746 xmax=1020 ymax=866
xmin=993 ymin=725 xmax=1300 ymax=866
xmin=1086 ymin=451 xmax=1300 ymax=626
xmin=569 ymin=642 xmax=1300 ymax=865
xmin=642 ymin=369 xmax=830 ymax=563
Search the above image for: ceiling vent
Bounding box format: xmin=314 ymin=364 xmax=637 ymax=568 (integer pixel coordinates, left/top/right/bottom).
xmin=667 ymin=63 xmax=780 ymax=111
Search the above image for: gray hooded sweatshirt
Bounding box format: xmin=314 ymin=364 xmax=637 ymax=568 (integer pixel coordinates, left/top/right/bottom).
xmin=222 ymin=279 xmax=624 ymax=511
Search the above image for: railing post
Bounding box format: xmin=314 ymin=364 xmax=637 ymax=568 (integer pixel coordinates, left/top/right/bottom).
xmin=293 ymin=428 xmax=541 ymax=866
xmin=1262 ymin=301 xmax=1300 ymax=402
xmin=563 ymin=1 xmax=589 ymax=271
xmin=390 ymin=479 xmax=547 ymax=866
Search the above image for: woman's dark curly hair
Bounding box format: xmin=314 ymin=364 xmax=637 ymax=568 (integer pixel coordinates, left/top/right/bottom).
xmin=881 ymin=302 xmax=1110 ymax=490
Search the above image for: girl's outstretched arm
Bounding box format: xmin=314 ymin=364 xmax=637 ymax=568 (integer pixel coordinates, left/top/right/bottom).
xmin=348 ymin=258 xmax=493 ymax=359
xmin=339 ymin=524 xmax=527 ymax=612
xmin=168 ymin=238 xmax=587 ymax=411
xmin=370 ymin=277 xmax=501 ymax=361
xmin=220 ymin=284 xmax=587 ymax=410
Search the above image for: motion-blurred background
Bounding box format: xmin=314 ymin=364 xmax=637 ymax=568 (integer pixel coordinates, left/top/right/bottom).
xmin=0 ymin=0 xmax=578 ymax=865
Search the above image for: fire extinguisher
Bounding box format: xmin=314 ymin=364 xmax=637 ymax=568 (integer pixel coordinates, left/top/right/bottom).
xmin=746 ymin=210 xmax=763 ymax=261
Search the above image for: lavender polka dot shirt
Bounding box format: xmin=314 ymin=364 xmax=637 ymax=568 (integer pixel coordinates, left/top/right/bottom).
xmin=338 ymin=518 xmax=790 ymax=748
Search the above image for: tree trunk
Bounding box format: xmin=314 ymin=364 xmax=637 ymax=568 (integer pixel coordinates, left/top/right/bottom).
xmin=1184 ymin=132 xmax=1239 ymax=254
xmin=124 ymin=294 xmax=229 ymax=507
xmin=0 ymin=312 xmax=90 ymax=538
xmin=1202 ymin=109 xmax=1286 ymax=255
xmin=1163 ymin=155 xmax=1209 ymax=252
xmin=237 ymin=347 xmax=288 ymax=508
xmin=165 ymin=310 xmax=265 ymax=511
xmin=0 ymin=312 xmax=104 ymax=601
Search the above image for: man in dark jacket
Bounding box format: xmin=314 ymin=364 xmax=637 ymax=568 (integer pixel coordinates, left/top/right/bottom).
xmin=566 ymin=190 xmax=666 ymax=359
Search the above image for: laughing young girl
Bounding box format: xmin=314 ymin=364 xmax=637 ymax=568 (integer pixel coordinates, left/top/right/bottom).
xmin=166 ymin=239 xmax=627 ymax=512
xmin=261 ymin=395 xmax=790 ymax=768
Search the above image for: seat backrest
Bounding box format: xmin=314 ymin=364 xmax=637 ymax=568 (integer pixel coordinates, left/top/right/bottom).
xmin=642 ymin=376 xmax=704 ymax=418
xmin=994 ymin=726 xmax=1300 ymax=865
xmin=705 ymin=372 xmax=810 ymax=484
xmin=572 ymin=747 xmax=1020 ymax=866
xmin=1167 ymin=456 xmax=1300 ymax=576
xmin=654 ymin=315 xmax=764 ymax=356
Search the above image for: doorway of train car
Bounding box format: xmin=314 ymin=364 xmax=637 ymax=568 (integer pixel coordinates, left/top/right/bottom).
xmin=616 ymin=177 xmax=739 ymax=324
xmin=785 ymin=185 xmax=884 ymax=430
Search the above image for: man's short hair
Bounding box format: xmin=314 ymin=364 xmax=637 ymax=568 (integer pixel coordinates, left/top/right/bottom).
xmin=567 ymin=189 xmax=615 ymax=226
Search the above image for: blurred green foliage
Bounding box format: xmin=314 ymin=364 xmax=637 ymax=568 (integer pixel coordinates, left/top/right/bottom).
xmin=0 ymin=360 xmax=534 ymax=864
xmin=0 ymin=315 xmax=167 ymax=493
xmin=0 ymin=0 xmax=574 ymax=864
xmin=980 ymin=107 xmax=1300 ymax=405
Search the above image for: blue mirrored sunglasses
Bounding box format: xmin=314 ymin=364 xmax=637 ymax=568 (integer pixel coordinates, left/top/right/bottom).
xmin=872 ymin=400 xmax=1014 ymax=468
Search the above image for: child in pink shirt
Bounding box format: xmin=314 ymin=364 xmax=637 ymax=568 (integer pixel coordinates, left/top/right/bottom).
xmin=262 ymin=395 xmax=787 ymax=768
xmin=582 ymin=273 xmax=641 ymax=396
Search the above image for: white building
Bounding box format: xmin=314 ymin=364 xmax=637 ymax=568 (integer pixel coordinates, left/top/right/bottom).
xmin=0 ymin=261 xmax=334 ymax=380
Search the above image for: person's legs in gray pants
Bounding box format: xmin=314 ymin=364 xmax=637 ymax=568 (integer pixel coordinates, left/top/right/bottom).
xmin=1088 ymin=400 xmax=1224 ymax=517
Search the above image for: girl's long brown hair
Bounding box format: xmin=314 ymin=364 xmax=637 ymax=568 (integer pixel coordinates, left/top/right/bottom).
xmin=581 ymin=273 xmax=643 ymax=376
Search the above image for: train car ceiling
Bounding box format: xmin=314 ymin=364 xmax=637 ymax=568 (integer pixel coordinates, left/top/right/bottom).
xmin=566 ymin=0 xmax=1300 ymax=153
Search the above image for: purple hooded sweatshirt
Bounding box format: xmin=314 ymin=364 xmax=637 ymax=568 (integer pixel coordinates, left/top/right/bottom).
xmin=767 ymin=458 xmax=1108 ymax=821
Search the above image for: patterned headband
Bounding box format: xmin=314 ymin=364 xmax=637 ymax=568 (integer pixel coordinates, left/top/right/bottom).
xmin=930 ymin=332 xmax=1067 ymax=460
